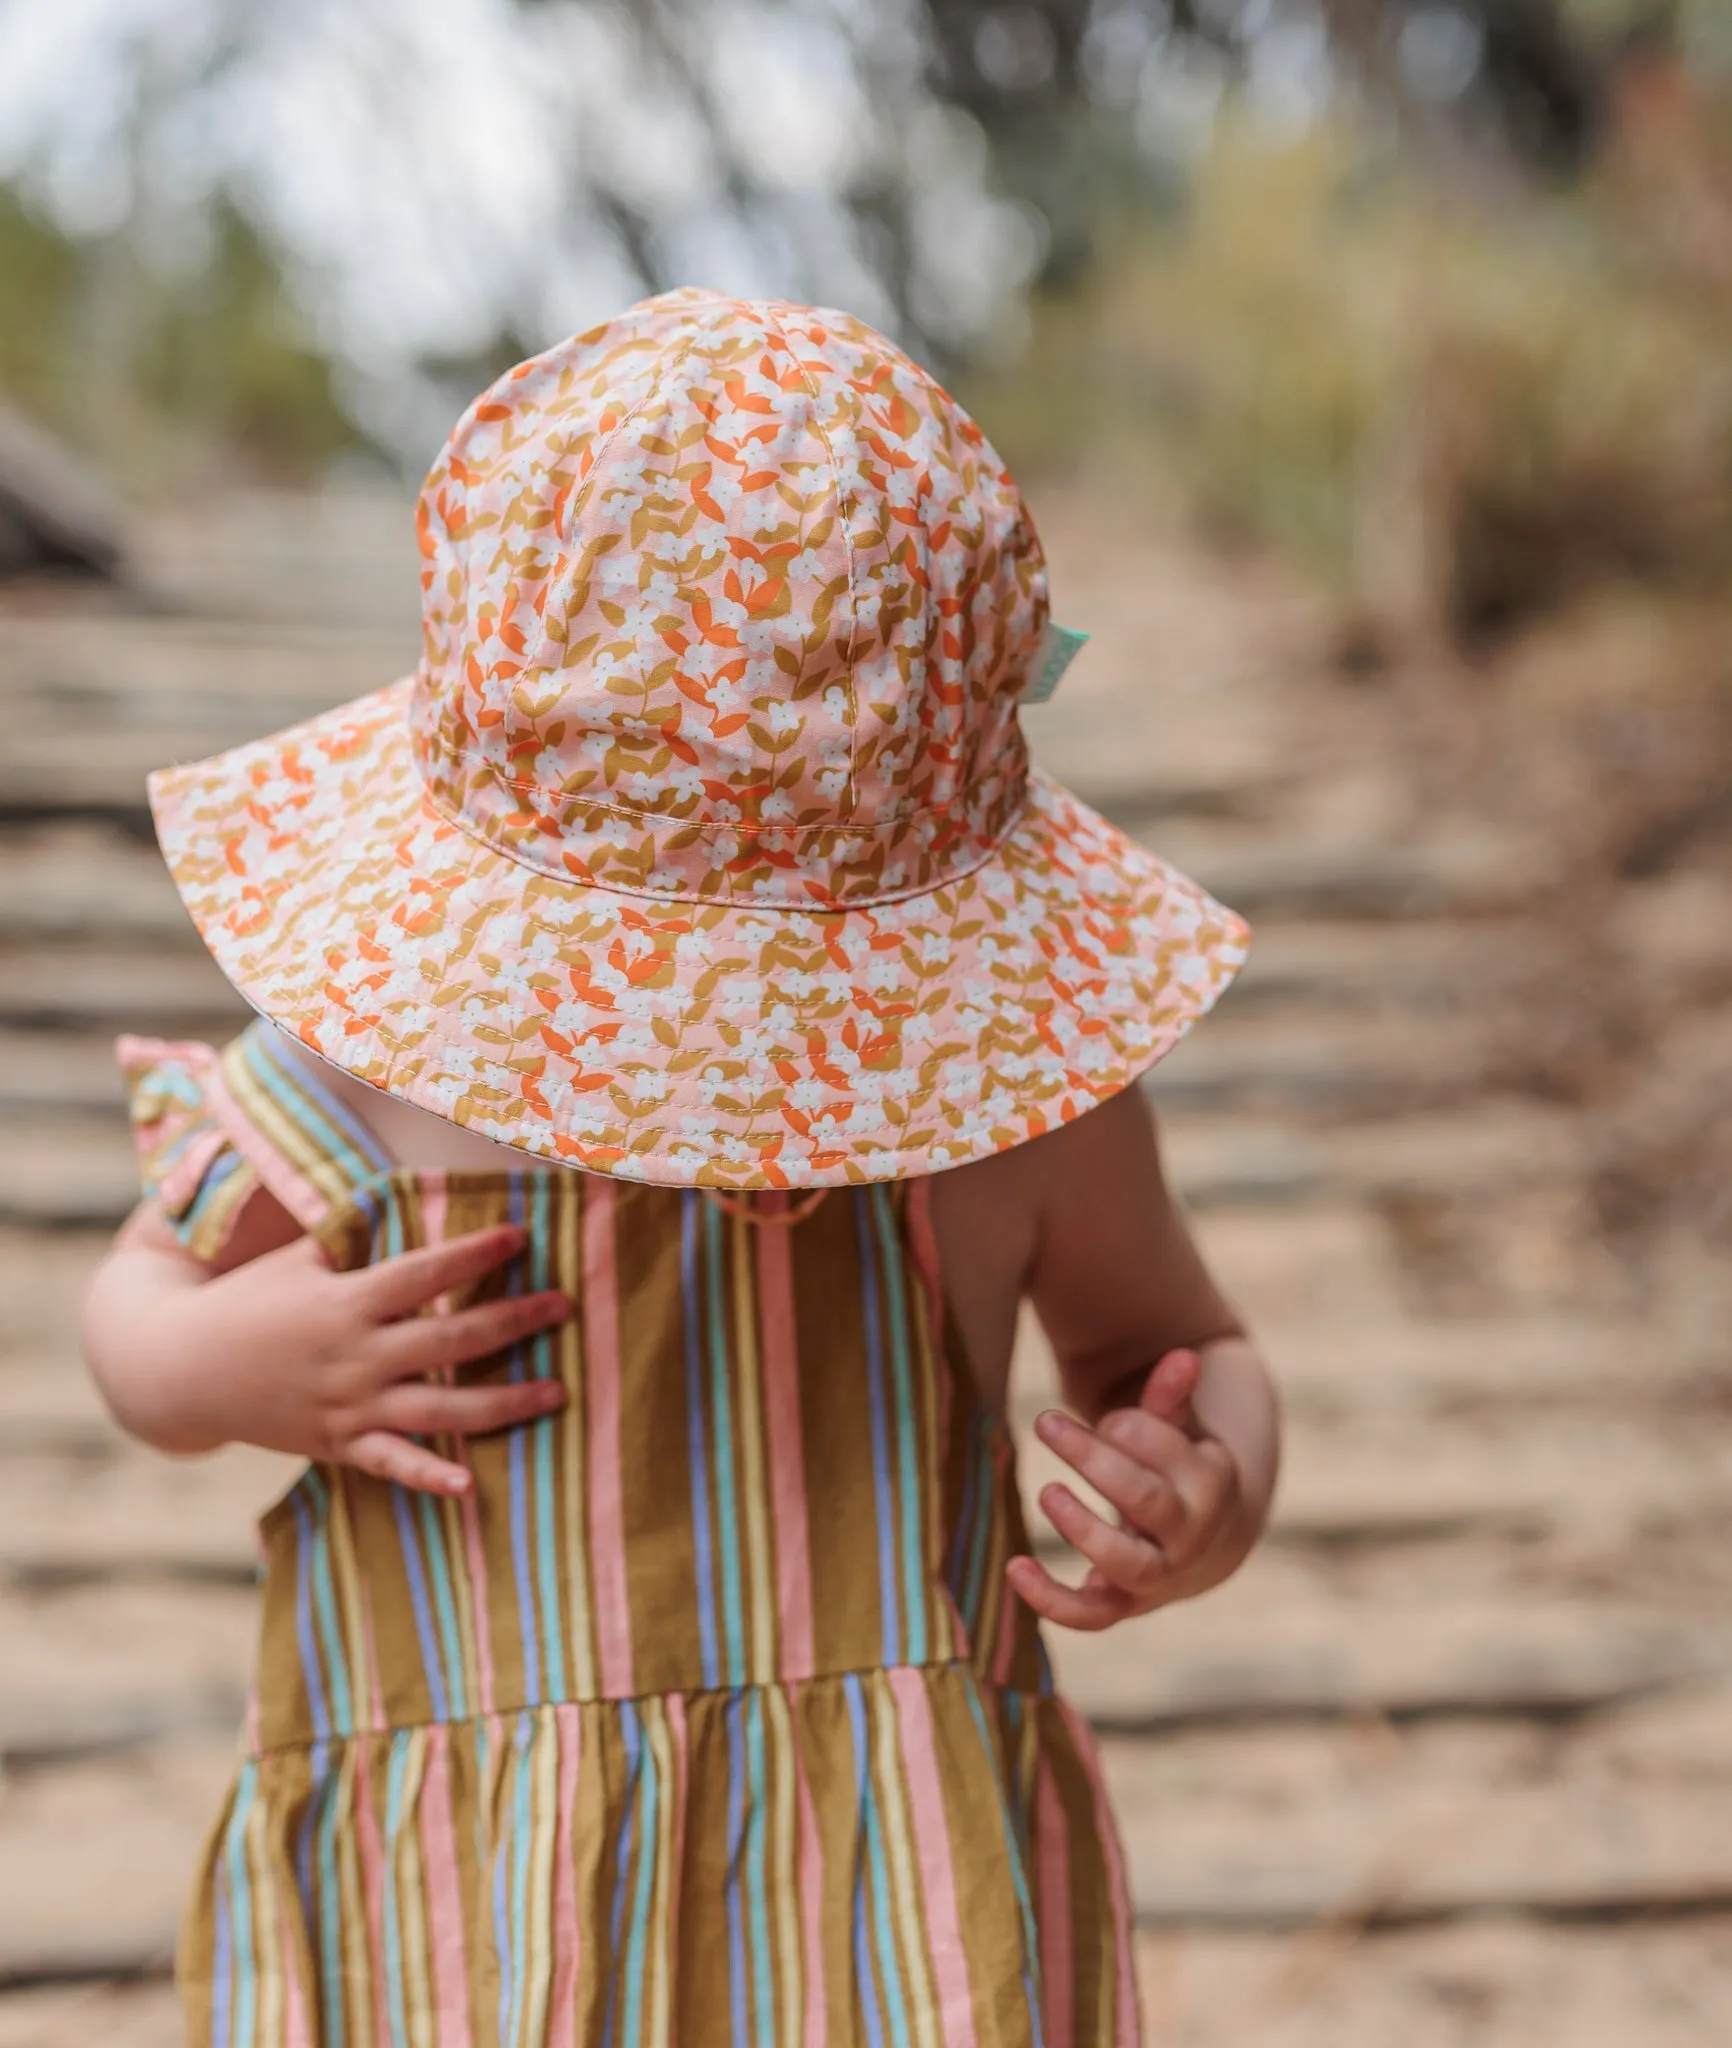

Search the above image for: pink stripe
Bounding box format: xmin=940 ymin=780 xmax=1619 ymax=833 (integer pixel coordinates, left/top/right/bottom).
xmin=1058 ymin=1701 xmax=1140 ymax=2048
xmin=792 ymin=1701 xmax=827 ymax=2048
xmin=583 ymin=1183 xmax=634 ymax=1697
xmin=1035 ymin=1761 xmax=1075 ymax=2048
xmin=420 ymin=1726 xmax=475 ymax=2048
xmin=281 ymin=1914 xmax=314 ymax=2048
xmin=756 ymin=1210 xmax=816 ymax=1679
xmin=420 ymin=1173 xmax=448 ymax=1263
xmin=887 ymin=1668 xmax=979 ymax=2048
xmin=350 ymin=1737 xmax=395 ymax=2048
xmin=547 ymin=1706 xmax=583 ymax=2048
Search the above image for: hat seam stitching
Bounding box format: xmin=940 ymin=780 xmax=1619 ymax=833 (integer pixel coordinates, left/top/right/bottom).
xmin=763 ymin=299 xmax=860 ymax=819
xmin=433 ymin=747 xmax=1027 ymax=838
xmin=412 ymin=758 xmax=1039 ymax=914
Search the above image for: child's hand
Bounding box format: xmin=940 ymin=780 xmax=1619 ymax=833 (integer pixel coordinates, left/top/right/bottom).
xmin=84 ymin=1217 xmax=570 ymax=1498
xmin=1006 ymin=1348 xmax=1252 ymax=1630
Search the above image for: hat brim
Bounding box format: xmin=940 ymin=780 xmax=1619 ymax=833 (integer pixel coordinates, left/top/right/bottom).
xmin=150 ymin=679 xmax=1249 ymax=1188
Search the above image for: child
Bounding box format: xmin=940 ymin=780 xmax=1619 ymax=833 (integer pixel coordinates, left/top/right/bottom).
xmin=81 ymin=289 xmax=1277 ymax=2048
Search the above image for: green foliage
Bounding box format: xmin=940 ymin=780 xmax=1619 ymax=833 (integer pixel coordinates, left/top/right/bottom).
xmin=136 ymin=206 xmax=362 ymax=478
xmin=0 ymin=187 xmax=363 ymax=483
xmin=977 ymin=99 xmax=1732 ymax=646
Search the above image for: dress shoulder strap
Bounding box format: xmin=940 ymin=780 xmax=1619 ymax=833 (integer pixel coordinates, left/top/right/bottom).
xmin=214 ymin=1021 xmax=396 ymax=1231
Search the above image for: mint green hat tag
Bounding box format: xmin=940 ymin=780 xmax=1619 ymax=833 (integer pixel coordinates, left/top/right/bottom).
xmin=1022 ymin=621 xmax=1089 ymax=704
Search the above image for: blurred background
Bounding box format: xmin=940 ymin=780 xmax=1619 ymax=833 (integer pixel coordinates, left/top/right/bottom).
xmin=4 ymin=2 xmax=1732 ymax=2043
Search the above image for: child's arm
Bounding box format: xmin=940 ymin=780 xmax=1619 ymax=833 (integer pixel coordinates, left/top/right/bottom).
xmin=82 ymin=1197 xmax=571 ymax=1497
xmin=1006 ymin=1085 xmax=1281 ymax=1630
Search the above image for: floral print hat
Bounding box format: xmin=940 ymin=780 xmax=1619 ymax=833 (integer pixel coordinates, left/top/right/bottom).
xmin=150 ymin=288 xmax=1248 ymax=1188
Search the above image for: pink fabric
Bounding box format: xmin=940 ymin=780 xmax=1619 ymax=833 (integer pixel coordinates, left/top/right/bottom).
xmin=888 ymin=1667 xmax=979 ymax=2048
xmin=280 ymin=1914 xmax=314 ymax=2048
xmin=419 ymin=1725 xmax=475 ymax=2048
xmin=582 ymin=1183 xmax=634 ymax=1697
xmin=756 ymin=1209 xmax=816 ymax=1680
xmin=1035 ymin=1760 xmax=1074 ymax=2048
xmin=349 ymin=1735 xmax=395 ymax=2048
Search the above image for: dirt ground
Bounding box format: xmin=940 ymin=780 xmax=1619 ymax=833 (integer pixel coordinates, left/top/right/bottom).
xmin=2 ymin=485 xmax=1729 ymax=2044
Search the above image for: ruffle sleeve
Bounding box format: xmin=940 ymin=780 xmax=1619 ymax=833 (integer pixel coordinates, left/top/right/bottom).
xmin=116 ymin=1034 xmax=268 ymax=1262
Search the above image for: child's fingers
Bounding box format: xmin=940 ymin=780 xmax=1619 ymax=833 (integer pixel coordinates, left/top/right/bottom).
xmin=1141 ymin=1347 xmax=1200 ymax=1425
xmin=1005 ymin=1553 xmax=1135 ymax=1632
xmin=375 ymin=1290 xmax=571 ymax=1378
xmin=372 ymin=1378 xmax=566 ymax=1439
xmin=1040 ymin=1483 xmax=1172 ymax=1601
xmin=342 ymin=1428 xmax=473 ymax=1497
xmin=1034 ymin=1410 xmax=1185 ymax=1545
xmin=358 ymin=1225 xmax=531 ymax=1321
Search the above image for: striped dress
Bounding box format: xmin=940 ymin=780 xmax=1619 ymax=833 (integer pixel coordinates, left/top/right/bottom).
xmin=120 ymin=1022 xmax=1141 ymax=2048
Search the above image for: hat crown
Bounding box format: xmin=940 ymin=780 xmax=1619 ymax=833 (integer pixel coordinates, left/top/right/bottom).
xmin=411 ymin=289 xmax=1047 ymax=908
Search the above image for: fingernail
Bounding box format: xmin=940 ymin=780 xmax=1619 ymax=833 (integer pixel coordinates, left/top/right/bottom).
xmin=1035 ymin=1410 xmax=1066 ymax=1442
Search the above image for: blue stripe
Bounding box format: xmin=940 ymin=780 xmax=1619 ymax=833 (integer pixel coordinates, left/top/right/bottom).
xmin=683 ymin=1197 xmax=720 ymax=1689
xmin=390 ymin=1484 xmax=450 ymax=1723
xmin=872 ymin=1190 xmax=927 ymax=1663
xmin=618 ymin=1706 xmax=660 ymax=2048
xmin=314 ymin=1745 xmax=347 ymax=2048
xmin=601 ymin=1705 xmax=643 ymax=2048
xmin=844 ymin=1677 xmax=888 ymax=2048
xmin=415 ymin=1487 xmax=468 ymax=1722
xmin=530 ymin=1174 xmax=567 ymax=1702
xmin=704 ymin=1200 xmax=747 ymax=1687
xmin=289 ymin=1490 xmax=332 ymax=1745
xmin=854 ymin=1196 xmax=901 ymax=1663
xmin=294 ymin=1743 xmax=320 ymax=1932
xmin=505 ymin=1178 xmax=543 ymax=1708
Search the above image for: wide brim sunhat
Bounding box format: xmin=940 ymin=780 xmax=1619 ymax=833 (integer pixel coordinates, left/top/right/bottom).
xmin=150 ymin=289 xmax=1248 ymax=1189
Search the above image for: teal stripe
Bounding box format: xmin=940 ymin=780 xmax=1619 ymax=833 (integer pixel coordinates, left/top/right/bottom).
xmin=531 ymin=1175 xmax=567 ymax=1702
xmin=745 ymin=1691 xmax=776 ymax=2048
xmin=391 ymin=1190 xmax=467 ymax=1722
xmin=382 ymin=1738 xmax=412 ymax=2048
xmin=871 ymin=1190 xmax=928 ymax=1664
xmin=962 ymin=1674 xmax=1042 ymax=2023
xmin=223 ymin=1766 xmax=259 ymax=2048
xmin=858 ymin=1701 xmax=913 ymax=2048
xmin=703 ymin=1202 xmax=747 ymax=1687
xmin=414 ymin=1489 xmax=468 ymax=1721
xmin=304 ymin=1470 xmax=356 ymax=1737
xmin=242 ymin=1023 xmax=394 ymax=1182
xmin=618 ymin=1706 xmax=661 ymax=2048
